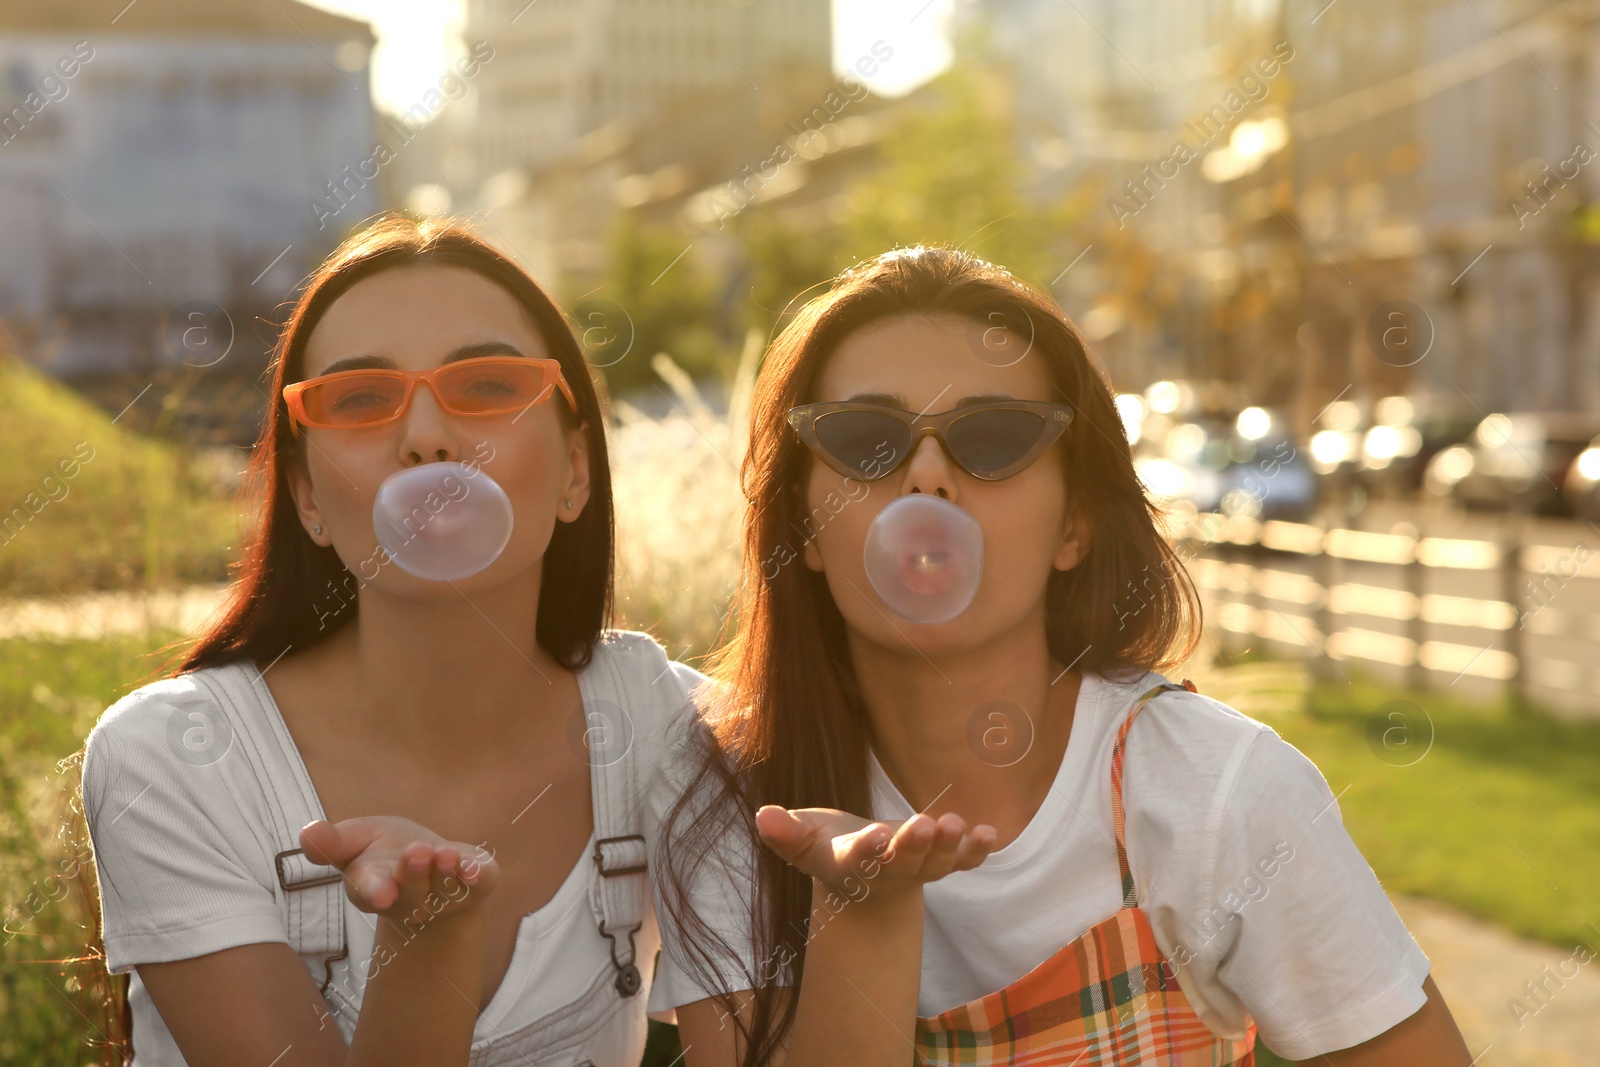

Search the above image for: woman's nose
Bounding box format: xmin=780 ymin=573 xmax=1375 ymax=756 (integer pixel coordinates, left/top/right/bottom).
xmin=397 ymin=381 xmax=461 ymax=466
xmin=900 ymin=433 xmax=957 ymax=500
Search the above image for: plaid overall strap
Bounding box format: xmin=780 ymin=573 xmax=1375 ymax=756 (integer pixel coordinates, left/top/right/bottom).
xmin=1110 ymin=678 xmax=1198 ymax=908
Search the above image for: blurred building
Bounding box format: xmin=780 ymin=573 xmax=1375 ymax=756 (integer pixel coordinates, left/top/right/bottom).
xmin=1302 ymin=0 xmax=1600 ymax=418
xmin=0 ymin=0 xmax=375 ymax=377
xmin=1278 ymin=0 xmax=1600 ymax=423
xmin=971 ymin=0 xmax=1600 ymax=430
xmin=464 ymin=0 xmax=830 ymax=177
xmin=970 ymin=0 xmax=1296 ymax=401
xmin=456 ymin=0 xmax=833 ymax=283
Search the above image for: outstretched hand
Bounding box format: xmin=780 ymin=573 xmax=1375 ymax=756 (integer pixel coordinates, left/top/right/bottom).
xmin=299 ymin=816 xmax=498 ymax=919
xmin=754 ymin=805 xmax=997 ymax=900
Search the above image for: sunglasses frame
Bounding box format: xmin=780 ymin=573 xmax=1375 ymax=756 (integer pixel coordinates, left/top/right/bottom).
xmin=787 ymin=399 xmax=1075 ymax=482
xmin=282 ymin=355 xmax=577 ymax=437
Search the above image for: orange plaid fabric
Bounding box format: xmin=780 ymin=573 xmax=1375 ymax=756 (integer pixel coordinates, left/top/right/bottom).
xmin=914 ymin=681 xmax=1257 ymax=1066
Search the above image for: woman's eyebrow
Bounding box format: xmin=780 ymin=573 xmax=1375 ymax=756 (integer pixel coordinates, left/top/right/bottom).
xmin=444 ymin=340 xmax=525 ymax=363
xmin=319 ymin=354 xmax=395 ymax=375
xmin=316 ymin=341 xmax=526 ymax=377
xmin=838 ymin=392 xmax=1021 ymax=410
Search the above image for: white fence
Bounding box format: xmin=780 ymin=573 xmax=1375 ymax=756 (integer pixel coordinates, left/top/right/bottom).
xmin=1174 ymin=511 xmax=1600 ymax=719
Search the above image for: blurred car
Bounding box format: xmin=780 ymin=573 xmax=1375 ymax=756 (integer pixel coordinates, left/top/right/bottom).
xmin=1124 ymin=381 xmax=1225 ymax=513
xmin=1353 ymin=395 xmax=1478 ymax=498
xmin=1124 ymin=386 xmax=1314 ymax=520
xmin=1562 ymin=435 xmax=1600 ymax=521
xmin=1425 ymin=412 xmax=1600 ymax=516
xmin=1217 ymin=406 xmax=1317 ymax=520
xmin=1130 ymin=414 xmax=1230 ymax=513
xmin=1306 ymin=397 xmax=1366 ymax=479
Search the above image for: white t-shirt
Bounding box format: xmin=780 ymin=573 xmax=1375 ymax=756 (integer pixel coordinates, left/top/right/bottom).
xmin=81 ymin=629 xmax=708 ymax=1067
xmin=647 ymin=667 xmax=1432 ymax=1062
xmin=865 ymin=668 xmax=1432 ymax=1060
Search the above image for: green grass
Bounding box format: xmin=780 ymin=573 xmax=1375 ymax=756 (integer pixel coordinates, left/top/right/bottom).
xmin=1253 ymin=1042 xmax=1294 ymax=1065
xmin=0 ymin=630 xmax=186 ymax=1066
xmin=1251 ymin=673 xmax=1600 ymax=952
xmin=0 ymin=355 xmax=240 ymax=596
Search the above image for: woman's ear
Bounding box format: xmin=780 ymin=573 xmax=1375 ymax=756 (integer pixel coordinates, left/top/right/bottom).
xmin=1054 ymin=508 xmax=1091 ymax=571
xmin=559 ymin=420 xmax=593 ymax=522
xmin=804 ymin=539 xmax=824 ymax=572
xmin=284 ymin=456 xmax=331 ymax=546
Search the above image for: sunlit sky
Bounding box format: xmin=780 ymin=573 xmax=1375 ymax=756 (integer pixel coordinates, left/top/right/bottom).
xmin=302 ymin=0 xmax=955 ymax=116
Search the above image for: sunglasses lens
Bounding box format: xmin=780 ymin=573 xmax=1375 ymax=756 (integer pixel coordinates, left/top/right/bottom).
xmin=297 ymin=360 xmax=556 ymax=428
xmin=300 ymin=374 xmax=408 ymax=426
xmin=813 ymin=410 xmax=909 ymax=479
xmin=437 ymin=360 xmax=552 ymax=414
xmin=946 ymin=408 xmax=1047 ymax=477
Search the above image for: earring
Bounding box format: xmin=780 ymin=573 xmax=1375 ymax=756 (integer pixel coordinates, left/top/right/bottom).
xmin=313 ymin=524 xmax=323 ymax=536
xmin=565 ymin=499 xmax=574 ymax=510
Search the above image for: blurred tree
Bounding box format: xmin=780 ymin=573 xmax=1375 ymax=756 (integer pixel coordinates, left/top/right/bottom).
xmin=733 ymin=211 xmax=847 ymax=343
xmin=836 ymin=63 xmax=1070 ymax=288
xmin=581 ymin=214 xmax=724 ymax=397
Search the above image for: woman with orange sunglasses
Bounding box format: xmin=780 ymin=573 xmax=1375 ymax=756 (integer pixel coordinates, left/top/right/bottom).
xmin=80 ymin=215 xmax=706 ymax=1066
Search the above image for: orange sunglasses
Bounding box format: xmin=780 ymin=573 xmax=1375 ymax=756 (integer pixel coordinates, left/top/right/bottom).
xmin=282 ymin=356 xmax=576 ymax=437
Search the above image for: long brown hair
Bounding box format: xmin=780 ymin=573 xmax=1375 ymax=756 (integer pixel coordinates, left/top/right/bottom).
xmin=79 ymin=213 xmax=615 ymax=1061
xmin=657 ymin=246 xmax=1202 ymax=1066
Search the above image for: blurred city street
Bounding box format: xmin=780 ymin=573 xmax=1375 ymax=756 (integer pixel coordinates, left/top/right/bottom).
xmin=3 ymin=0 xmax=1599 ymax=1063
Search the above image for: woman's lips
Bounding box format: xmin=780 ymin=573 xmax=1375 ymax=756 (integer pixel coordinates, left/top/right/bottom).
xmin=894 ymin=516 xmax=960 ymax=597
xmin=862 ymin=493 xmax=984 ymax=622
xmin=415 ymin=500 xmax=472 ymax=540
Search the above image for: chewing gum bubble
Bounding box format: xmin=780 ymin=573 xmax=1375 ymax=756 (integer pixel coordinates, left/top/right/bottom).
xmin=373 ymin=461 xmax=513 ymax=581
xmin=863 ymin=495 xmax=983 ymax=623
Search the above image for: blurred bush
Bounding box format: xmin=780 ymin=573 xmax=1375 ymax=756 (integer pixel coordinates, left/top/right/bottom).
xmin=0 ymin=352 xmax=240 ymax=597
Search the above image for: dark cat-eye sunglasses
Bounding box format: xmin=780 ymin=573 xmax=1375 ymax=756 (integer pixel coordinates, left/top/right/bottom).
xmin=787 ymin=399 xmax=1074 ymax=482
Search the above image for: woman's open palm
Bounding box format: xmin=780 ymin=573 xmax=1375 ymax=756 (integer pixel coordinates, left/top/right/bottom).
xmin=754 ymin=805 xmax=997 ymax=898
xmin=299 ymin=815 xmax=498 ymax=919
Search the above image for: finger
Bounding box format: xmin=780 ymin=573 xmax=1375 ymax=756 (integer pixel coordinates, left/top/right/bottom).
xmin=432 ymin=845 xmax=480 ymax=893
xmin=952 ymin=825 xmax=999 ymax=871
xmin=883 ymin=812 xmax=936 ymax=867
xmin=369 ymin=844 xmax=435 ymax=908
xmin=754 ymin=806 xmax=815 ymax=864
xmin=433 ymin=844 xmax=461 ymax=877
xmin=346 ymin=841 xmax=421 ymax=911
xmin=430 ymin=845 xmax=464 ymax=894
xmin=396 ymin=840 xmax=435 ymax=890
xmin=920 ymin=813 xmax=967 ymax=874
xmin=347 ymin=860 xmax=399 ymax=911
xmin=457 ymin=844 xmax=491 ymax=886
xmin=436 ymin=847 xmax=485 ymax=900
xmin=300 ymin=819 xmax=376 ymax=869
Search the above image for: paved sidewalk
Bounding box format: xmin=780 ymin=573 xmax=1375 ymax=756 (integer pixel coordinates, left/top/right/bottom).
xmin=1392 ymin=895 xmax=1599 ymax=1066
